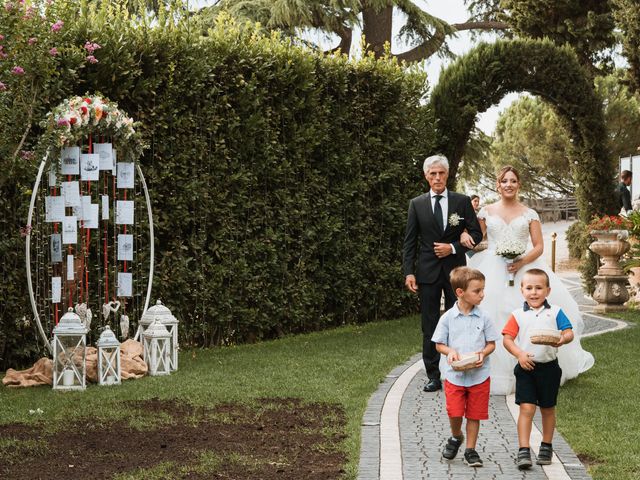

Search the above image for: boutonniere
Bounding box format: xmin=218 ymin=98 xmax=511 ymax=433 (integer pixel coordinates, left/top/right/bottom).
xmin=448 ymin=213 xmax=463 ymax=226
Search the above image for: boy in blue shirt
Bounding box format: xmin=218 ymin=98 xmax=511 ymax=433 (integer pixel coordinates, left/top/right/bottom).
xmin=432 ymin=267 xmax=500 ymax=467
xmin=502 ymin=268 xmax=574 ymax=470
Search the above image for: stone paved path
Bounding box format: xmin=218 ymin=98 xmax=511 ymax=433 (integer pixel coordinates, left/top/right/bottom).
xmin=357 ymin=272 xmax=626 ymax=480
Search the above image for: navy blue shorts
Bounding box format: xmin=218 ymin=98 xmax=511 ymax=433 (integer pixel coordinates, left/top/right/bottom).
xmin=514 ymin=359 xmax=562 ymax=408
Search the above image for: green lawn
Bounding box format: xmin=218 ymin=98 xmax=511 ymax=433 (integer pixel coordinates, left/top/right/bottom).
xmin=0 ymin=316 xmax=422 ymax=479
xmin=3 ymin=310 xmax=637 ymax=479
xmin=557 ymin=311 xmax=640 ymax=480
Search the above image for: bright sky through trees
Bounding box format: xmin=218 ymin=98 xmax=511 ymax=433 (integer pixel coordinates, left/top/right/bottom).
xmin=191 ymin=0 xmax=519 ymax=133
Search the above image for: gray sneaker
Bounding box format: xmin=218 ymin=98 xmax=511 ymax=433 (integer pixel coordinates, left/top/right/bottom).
xmin=517 ymin=449 xmax=532 ymax=470
xmin=536 ymin=444 xmax=553 ymax=465
xmin=464 ymin=448 xmax=483 ymax=467
xmin=442 ymin=436 xmax=463 ymax=460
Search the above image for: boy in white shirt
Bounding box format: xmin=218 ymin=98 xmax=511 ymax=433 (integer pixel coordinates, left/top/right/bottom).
xmin=502 ymin=268 xmax=574 ymax=470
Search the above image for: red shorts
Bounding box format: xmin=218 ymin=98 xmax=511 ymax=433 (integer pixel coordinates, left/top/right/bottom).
xmin=444 ymin=378 xmax=490 ymax=420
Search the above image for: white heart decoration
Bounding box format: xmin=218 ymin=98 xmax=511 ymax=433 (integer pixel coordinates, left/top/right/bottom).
xmin=109 ymin=300 xmax=121 ymax=313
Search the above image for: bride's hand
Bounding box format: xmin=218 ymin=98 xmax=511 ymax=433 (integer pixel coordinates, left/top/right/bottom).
xmin=507 ymin=259 xmax=524 ymax=274
xmin=460 ymin=231 xmax=475 ymax=249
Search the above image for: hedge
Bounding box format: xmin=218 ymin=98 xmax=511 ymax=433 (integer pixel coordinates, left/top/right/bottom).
xmin=0 ymin=4 xmax=434 ymax=367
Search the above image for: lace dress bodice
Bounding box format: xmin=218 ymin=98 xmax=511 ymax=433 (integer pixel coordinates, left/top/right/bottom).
xmin=477 ymin=207 xmax=540 ymax=250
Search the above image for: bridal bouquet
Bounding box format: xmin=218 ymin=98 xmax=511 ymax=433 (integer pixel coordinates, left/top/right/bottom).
xmin=495 ymin=237 xmax=526 ymax=286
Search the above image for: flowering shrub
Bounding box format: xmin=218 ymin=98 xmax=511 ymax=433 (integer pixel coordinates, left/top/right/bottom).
xmin=587 ymin=214 xmax=632 ymax=232
xmin=0 ymin=0 xmax=85 ymax=162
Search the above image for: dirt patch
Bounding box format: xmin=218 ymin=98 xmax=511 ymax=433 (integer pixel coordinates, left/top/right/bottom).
xmin=0 ymin=398 xmax=347 ymax=479
xmin=577 ymin=452 xmax=602 ymax=468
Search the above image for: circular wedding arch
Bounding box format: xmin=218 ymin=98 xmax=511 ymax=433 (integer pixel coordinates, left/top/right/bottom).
xmin=429 ymin=38 xmax=618 ymax=221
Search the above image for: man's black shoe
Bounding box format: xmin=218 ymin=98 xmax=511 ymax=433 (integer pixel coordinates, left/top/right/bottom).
xmin=423 ymin=379 xmax=442 ymax=392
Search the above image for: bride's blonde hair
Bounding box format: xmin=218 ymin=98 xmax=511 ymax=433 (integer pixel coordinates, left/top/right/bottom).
xmin=496 ymin=165 xmax=521 ymax=189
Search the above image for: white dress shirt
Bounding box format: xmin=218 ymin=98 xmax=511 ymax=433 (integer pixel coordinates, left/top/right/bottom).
xmin=429 ymin=188 xmax=456 ymax=253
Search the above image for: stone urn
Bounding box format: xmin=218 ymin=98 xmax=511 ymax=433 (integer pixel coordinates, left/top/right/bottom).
xmin=589 ymin=229 xmax=630 ymax=312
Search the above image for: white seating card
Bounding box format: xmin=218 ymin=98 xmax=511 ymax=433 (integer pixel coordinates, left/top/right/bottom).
xmin=61 ymin=181 xmax=81 ymax=207
xmin=117 ymin=272 xmax=132 ymax=297
xmin=62 ymin=216 xmax=77 ymax=244
xmin=50 ymin=234 xmax=62 ymax=263
xmin=60 ymin=146 xmax=80 ymax=175
xmin=52 ymin=277 xmax=61 ymax=303
xmin=66 ymin=255 xmax=74 ymax=281
xmin=117 ymin=234 xmax=134 ymax=261
xmin=117 ymin=162 xmax=135 ymax=189
xmin=80 ymin=153 xmax=100 ymax=181
xmin=94 ymin=143 xmax=113 ymax=171
xmin=115 ymin=200 xmax=134 ymax=225
xmin=101 ymin=195 xmax=109 ymax=220
xmin=45 ymin=196 xmax=65 ymax=223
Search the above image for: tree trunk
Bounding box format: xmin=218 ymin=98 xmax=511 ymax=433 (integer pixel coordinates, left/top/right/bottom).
xmin=362 ymin=5 xmax=393 ymax=58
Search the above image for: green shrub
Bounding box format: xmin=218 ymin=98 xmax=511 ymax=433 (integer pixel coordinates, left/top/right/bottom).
xmin=0 ymin=3 xmax=434 ymax=367
xmin=566 ymin=220 xmax=590 ymax=260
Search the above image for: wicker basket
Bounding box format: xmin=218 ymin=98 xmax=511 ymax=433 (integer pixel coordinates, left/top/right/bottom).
xmin=451 ymin=353 xmax=480 ymax=371
xmin=530 ymin=328 xmax=561 ymax=346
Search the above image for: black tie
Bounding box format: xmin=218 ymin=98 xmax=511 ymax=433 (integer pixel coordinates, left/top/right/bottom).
xmin=434 ymin=194 xmax=444 ymax=232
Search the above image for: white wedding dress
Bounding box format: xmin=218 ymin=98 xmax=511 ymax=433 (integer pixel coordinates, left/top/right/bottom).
xmin=466 ymin=207 xmax=595 ymax=395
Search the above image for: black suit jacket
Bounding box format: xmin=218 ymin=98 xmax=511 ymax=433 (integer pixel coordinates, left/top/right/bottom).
xmin=402 ymin=191 xmax=483 ymax=284
xmin=617 ymin=182 xmax=632 ymax=212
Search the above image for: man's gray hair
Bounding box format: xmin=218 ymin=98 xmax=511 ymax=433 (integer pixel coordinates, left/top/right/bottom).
xmin=423 ymin=154 xmax=449 ymax=174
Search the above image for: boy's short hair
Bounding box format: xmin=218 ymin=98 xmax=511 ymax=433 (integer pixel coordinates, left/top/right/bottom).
xmin=521 ymin=268 xmax=550 ymax=287
xmin=450 ymin=266 xmax=485 ymax=292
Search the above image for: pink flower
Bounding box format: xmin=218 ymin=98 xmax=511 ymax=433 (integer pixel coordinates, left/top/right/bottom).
xmin=11 ymin=66 xmax=25 ymax=75
xmin=19 ymin=150 xmax=34 ymax=160
xmin=83 ymin=41 xmax=101 ymax=54
xmin=0 ymin=35 xmax=4 ymax=41
xmin=49 ymin=47 xmax=58 ymax=56
xmin=28 ymin=37 xmax=36 ymax=45
xmin=51 ymin=20 xmax=63 ymax=32
xmin=56 ymin=117 xmax=70 ymax=126
xmin=0 ymin=52 xmax=7 ymax=59
xmin=86 ymin=55 xmax=98 ymax=64
xmin=0 ymin=82 xmax=6 ymax=91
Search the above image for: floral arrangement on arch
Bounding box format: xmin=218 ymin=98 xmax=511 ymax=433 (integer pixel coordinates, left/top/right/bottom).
xmin=587 ymin=214 xmax=632 ymax=233
xmin=37 ymin=94 xmax=144 ymax=162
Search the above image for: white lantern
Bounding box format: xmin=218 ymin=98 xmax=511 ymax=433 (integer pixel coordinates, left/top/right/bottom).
xmin=142 ymin=318 xmax=171 ymax=376
xmin=52 ymin=308 xmax=88 ymax=391
xmin=139 ymin=300 xmax=179 ymax=371
xmin=96 ymin=326 xmax=121 ymax=386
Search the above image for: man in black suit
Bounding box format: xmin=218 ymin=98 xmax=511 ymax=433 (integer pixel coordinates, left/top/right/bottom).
xmin=617 ymin=170 xmax=632 ymax=213
xmin=402 ymin=155 xmax=483 ymax=392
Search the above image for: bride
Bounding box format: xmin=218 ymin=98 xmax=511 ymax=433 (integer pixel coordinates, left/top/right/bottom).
xmin=460 ymin=166 xmax=594 ymax=395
